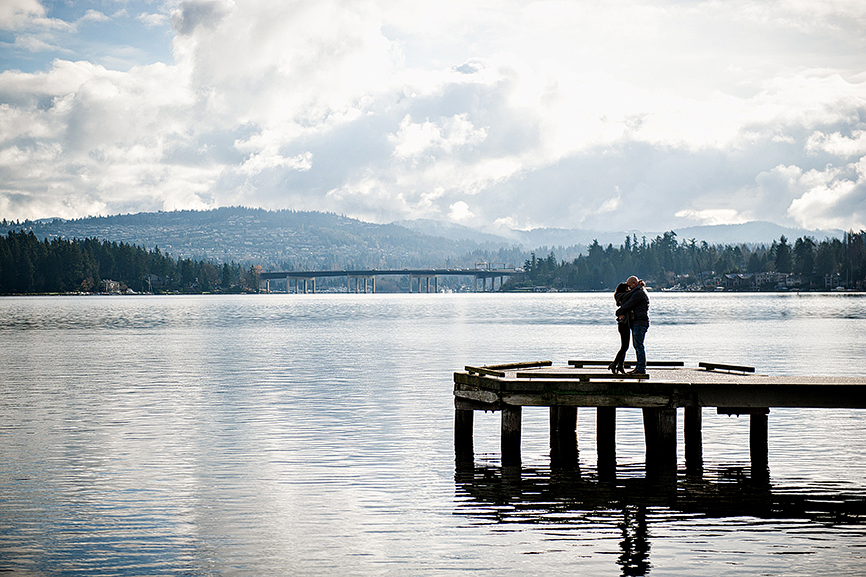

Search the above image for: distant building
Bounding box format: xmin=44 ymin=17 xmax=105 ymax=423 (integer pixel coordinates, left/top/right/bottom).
xmin=101 ymin=279 xmax=121 ymax=293
xmin=824 ymin=273 xmax=843 ymax=289
xmin=724 ymin=273 xmax=755 ymax=290
xmin=755 ymin=271 xmax=785 ymax=286
xmin=144 ymin=274 xmax=166 ymax=291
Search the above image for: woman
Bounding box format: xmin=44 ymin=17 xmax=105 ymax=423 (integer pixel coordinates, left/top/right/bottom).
xmin=608 ymin=282 xmax=632 ymax=374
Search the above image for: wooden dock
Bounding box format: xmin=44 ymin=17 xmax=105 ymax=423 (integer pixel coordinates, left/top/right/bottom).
xmin=453 ymin=360 xmax=866 ymax=476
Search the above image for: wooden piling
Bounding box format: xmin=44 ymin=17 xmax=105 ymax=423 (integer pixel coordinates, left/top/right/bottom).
xmin=643 ymin=408 xmax=677 ymax=474
xmin=684 ymin=406 xmax=703 ymax=475
xmin=750 ymin=409 xmax=769 ymax=478
xmin=597 ymin=407 xmax=616 ymax=477
xmin=501 ymin=405 xmax=522 ymax=467
xmin=550 ymin=406 xmax=578 ymax=468
xmin=454 ymin=408 xmax=475 ymax=464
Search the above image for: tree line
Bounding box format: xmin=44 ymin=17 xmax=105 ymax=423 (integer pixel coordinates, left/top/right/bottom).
xmin=510 ymin=231 xmax=866 ymax=291
xmin=3 ymin=228 xmax=865 ymax=295
xmin=0 ymin=231 xmax=261 ymax=294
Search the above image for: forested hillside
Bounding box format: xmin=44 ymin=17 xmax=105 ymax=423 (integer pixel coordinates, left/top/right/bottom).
xmin=0 ymin=231 xmax=259 ymax=294
xmin=0 ymin=207 xmax=515 ymax=270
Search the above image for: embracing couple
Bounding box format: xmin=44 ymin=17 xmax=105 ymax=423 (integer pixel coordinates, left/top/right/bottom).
xmin=608 ymin=275 xmax=650 ymax=376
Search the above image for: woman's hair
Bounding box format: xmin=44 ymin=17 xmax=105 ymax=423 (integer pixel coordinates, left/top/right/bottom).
xmin=614 ymin=282 xmax=629 ymax=295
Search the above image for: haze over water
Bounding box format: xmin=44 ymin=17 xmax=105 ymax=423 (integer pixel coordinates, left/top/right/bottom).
xmin=1 ymin=292 xmax=865 ymax=576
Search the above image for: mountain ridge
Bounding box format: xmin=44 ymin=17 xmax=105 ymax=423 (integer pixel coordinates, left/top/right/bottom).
xmin=2 ymin=208 xmax=844 ymax=269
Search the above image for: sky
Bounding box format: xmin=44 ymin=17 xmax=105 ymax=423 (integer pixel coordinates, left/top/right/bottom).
xmin=1 ymin=0 xmax=865 ymax=234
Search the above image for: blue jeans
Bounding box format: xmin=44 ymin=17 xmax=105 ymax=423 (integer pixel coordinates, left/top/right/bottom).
xmin=631 ymin=324 xmax=648 ymax=372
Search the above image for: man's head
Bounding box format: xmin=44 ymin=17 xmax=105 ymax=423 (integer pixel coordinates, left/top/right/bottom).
xmin=626 ymin=276 xmax=640 ymax=289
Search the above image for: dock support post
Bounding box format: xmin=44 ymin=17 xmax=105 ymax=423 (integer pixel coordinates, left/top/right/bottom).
xmin=501 ymin=405 xmax=522 ymax=467
xmin=454 ymin=408 xmax=475 ymax=465
xmin=597 ymin=407 xmax=616 ymax=478
xmin=643 ymin=408 xmax=677 ymax=476
xmin=549 ymin=406 xmax=578 ymax=468
xmin=684 ymin=406 xmax=703 ymax=475
xmin=750 ymin=409 xmax=769 ymax=479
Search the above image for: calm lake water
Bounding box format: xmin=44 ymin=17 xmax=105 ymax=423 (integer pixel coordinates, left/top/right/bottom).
xmin=1 ymin=292 xmax=865 ymax=576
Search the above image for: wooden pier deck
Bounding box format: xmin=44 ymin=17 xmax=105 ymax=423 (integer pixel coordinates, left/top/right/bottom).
xmin=453 ymin=360 xmax=866 ymax=476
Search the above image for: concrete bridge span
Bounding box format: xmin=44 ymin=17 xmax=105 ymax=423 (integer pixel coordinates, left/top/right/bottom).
xmin=258 ymin=267 xmax=520 ymax=293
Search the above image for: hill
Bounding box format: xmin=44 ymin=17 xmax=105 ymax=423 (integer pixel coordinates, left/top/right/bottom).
xmin=0 ymin=208 xmax=520 ymax=270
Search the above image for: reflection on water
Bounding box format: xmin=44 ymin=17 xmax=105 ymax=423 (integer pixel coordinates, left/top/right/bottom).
xmin=455 ymin=463 xmax=866 ymax=576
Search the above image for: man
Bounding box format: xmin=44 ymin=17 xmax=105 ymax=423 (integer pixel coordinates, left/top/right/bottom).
xmin=615 ymin=276 xmax=649 ymax=375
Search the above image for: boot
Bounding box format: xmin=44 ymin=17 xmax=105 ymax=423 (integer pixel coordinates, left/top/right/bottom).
xmin=616 ymin=363 xmax=626 ymax=374
xmin=607 ymin=362 xmax=617 ymax=374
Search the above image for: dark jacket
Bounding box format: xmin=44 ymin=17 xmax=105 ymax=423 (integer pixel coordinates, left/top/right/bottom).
xmin=614 ymin=283 xmax=630 ymax=306
xmin=616 ymin=287 xmax=649 ymax=327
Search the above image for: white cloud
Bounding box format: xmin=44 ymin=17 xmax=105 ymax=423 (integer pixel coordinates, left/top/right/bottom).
xmin=236 ymin=151 xmax=313 ymax=176
xmin=806 ymin=130 xmax=866 ymax=158
xmin=448 ymin=200 xmax=473 ymax=222
xmin=0 ymin=0 xmax=46 ymax=30
xmin=675 ymin=209 xmax=750 ymax=226
xmin=137 ymin=13 xmax=168 ymax=28
xmin=598 ymin=194 xmax=621 ymax=214
xmin=786 ymin=157 xmax=866 ymax=230
xmin=391 ymin=114 xmax=487 ymax=160
xmin=79 ymin=10 xmax=110 ymax=25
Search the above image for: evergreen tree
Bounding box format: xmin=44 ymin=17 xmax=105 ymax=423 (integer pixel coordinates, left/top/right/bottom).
xmin=774 ymin=236 xmax=793 ymax=273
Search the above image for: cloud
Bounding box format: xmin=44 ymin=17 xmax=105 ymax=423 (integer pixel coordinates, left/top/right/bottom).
xmin=1 ymin=0 xmax=866 ymax=234
xmin=786 ymin=158 xmax=866 ymax=230
xmin=79 ymin=10 xmax=110 ymax=25
xmin=171 ymin=0 xmax=232 ymax=36
xmin=390 ymin=114 xmax=487 ymax=161
xmin=806 ymin=130 xmax=866 ymax=158
xmin=138 ymin=13 xmax=169 ymax=28
xmin=448 ymin=200 xmax=473 ymax=222
xmin=674 ymin=209 xmax=750 ymax=226
xmin=0 ymin=0 xmax=46 ymax=31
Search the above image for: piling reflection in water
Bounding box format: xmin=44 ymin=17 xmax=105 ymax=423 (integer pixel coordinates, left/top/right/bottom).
xmin=454 ymin=463 xmax=866 ymax=576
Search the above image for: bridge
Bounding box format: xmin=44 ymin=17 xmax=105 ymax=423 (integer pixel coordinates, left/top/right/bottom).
xmin=258 ymin=266 xmax=521 ymax=293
